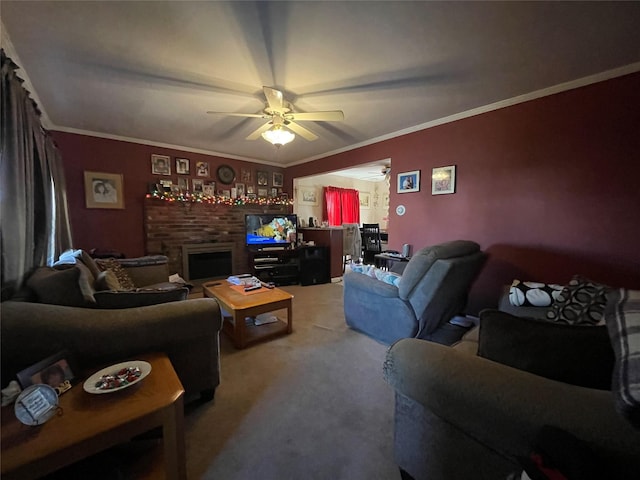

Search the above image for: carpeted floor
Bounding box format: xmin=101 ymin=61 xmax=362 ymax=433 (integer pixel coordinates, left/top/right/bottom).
xmin=184 ymin=282 xmax=401 ymax=480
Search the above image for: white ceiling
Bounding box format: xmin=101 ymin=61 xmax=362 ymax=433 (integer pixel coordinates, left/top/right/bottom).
xmin=2 ymin=1 xmax=640 ymax=168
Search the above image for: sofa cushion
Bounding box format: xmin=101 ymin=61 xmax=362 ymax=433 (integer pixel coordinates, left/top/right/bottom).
xmin=95 ymin=258 xmax=136 ymax=291
xmin=94 ymin=270 xmax=122 ymax=291
xmin=93 ymin=288 xmax=189 ymax=309
xmin=605 ymin=289 xmax=640 ymax=429
xmin=478 ymin=309 xmax=614 ymax=390
xmin=26 ymin=265 xmax=96 ymax=307
xmin=53 ymin=249 xmax=102 ymax=282
xmin=546 ymin=275 xmax=611 ymax=325
xmin=509 ymin=280 xmax=563 ymax=307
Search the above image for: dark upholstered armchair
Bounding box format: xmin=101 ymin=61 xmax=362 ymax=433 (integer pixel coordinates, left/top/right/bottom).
xmin=343 ymin=240 xmax=486 ymax=345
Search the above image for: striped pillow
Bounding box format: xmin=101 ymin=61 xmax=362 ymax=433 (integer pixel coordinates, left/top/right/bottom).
xmin=605 ymin=289 xmax=640 ymax=428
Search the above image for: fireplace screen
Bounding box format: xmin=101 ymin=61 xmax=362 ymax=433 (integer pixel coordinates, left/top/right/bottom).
xmin=182 ymin=243 xmax=234 ymax=282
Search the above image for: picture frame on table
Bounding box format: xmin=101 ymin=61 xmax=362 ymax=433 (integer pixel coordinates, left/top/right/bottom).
xmin=272 ymin=172 xmax=284 ymax=187
xmin=177 ymin=177 xmax=189 ymax=191
xmin=257 ymin=171 xmax=269 ymax=186
xmin=258 ymin=188 xmax=268 ymax=197
xmin=151 ymin=154 xmax=171 ymax=175
xmin=397 ymin=170 xmax=420 ymax=193
xmin=236 ymin=183 xmax=245 ymax=197
xmin=175 ymin=158 xmax=190 ymax=175
xmin=192 ymin=179 xmax=204 ymax=192
xmin=17 ymin=350 xmax=78 ymax=396
xmin=431 ymin=165 xmax=456 ymax=195
xmin=247 ymin=193 xmax=257 ymax=200
xmin=360 ymin=192 xmax=371 ymax=209
xmin=246 ymin=185 xmax=255 ymax=194
xmin=84 ymin=171 xmax=125 ymax=209
xmin=203 ymin=184 xmax=215 ymax=196
xmin=299 ymin=187 xmax=318 ymax=206
xmin=271 ymin=187 xmax=278 ymax=197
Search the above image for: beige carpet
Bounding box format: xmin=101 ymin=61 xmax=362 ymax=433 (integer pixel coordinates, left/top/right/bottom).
xmin=184 ymin=282 xmax=400 ymax=479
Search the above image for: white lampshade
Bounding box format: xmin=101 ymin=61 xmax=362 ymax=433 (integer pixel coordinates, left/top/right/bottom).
xmin=262 ymin=125 xmax=295 ymax=146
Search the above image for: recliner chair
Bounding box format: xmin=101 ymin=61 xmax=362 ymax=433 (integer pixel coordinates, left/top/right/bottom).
xmin=343 ymin=240 xmax=486 ymax=345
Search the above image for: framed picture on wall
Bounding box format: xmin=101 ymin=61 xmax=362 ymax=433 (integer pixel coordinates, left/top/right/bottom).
xmin=359 ymin=192 xmax=371 ymax=209
xmin=299 ymin=187 xmax=318 ymax=206
xmin=176 ymin=158 xmax=190 ymax=175
xmin=397 ymin=170 xmax=420 ymax=193
xmin=273 ymin=172 xmax=284 ymax=187
xmin=84 ymin=171 xmax=125 ymax=209
xmin=241 ymin=168 xmax=252 ymax=183
xmin=257 ymin=171 xmax=269 ymax=186
xmin=258 ymin=188 xmax=268 ymax=197
xmin=196 ymin=161 xmax=209 ymax=177
xmin=192 ymin=179 xmax=204 ymax=192
xmin=431 ymin=165 xmax=456 ymax=195
xmin=151 ymin=154 xmax=171 ymax=175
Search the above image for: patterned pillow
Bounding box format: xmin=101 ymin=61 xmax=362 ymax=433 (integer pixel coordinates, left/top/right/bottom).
xmin=95 ymin=258 xmax=136 ymax=291
xmin=349 ymin=265 xmax=401 ymax=287
xmin=546 ymin=275 xmax=611 ymax=325
xmin=509 ymin=280 xmax=563 ymax=307
xmin=605 ymin=289 xmax=640 ymax=428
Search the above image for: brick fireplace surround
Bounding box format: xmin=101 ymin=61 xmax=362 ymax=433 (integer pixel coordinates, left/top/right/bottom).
xmin=144 ymin=198 xmax=293 ymax=279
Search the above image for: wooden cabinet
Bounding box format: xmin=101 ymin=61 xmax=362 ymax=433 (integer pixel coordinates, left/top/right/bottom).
xmin=298 ymin=228 xmax=344 ymax=278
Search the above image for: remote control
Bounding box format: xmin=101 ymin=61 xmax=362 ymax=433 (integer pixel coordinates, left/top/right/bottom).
xmin=260 ymin=281 xmax=275 ymax=289
xmin=244 ymin=285 xmax=262 ymax=292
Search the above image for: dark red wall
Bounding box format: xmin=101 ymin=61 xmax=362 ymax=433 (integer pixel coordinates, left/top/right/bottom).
xmin=52 ymin=133 xmax=283 ymax=258
xmin=287 ymin=72 xmax=640 ymax=312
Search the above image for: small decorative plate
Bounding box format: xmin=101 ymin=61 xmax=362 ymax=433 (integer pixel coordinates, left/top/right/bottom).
xmin=83 ymin=361 xmax=152 ymax=394
xmin=15 ymin=384 xmax=60 ymax=426
xmin=217 ymin=165 xmax=236 ymax=185
xmin=396 ymin=205 xmax=406 ymax=216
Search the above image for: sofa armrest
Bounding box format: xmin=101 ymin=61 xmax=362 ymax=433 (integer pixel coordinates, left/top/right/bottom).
xmin=383 ymin=338 xmax=640 ymax=465
xmin=1 ymin=299 xmax=221 ymax=386
xmin=343 ymin=271 xmax=399 ymax=297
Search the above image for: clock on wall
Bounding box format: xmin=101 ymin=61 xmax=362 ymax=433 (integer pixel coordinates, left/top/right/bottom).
xmin=217 ymin=165 xmax=236 ymax=185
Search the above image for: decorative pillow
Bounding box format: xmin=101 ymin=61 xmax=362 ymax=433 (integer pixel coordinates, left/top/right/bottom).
xmin=93 ymin=288 xmax=188 ymax=309
xmin=349 ymin=265 xmax=401 ymax=286
xmin=605 ymin=289 xmax=640 ymax=429
xmin=349 ymin=264 xmax=374 ymax=275
xmin=478 ymin=309 xmax=614 ymax=390
xmin=95 ymin=258 xmax=136 ymax=291
xmin=509 ymin=280 xmax=563 ymax=307
xmin=546 ymin=275 xmax=611 ymax=325
xmin=26 ymin=265 xmax=96 ymax=307
xmin=53 ymin=249 xmax=101 ymax=281
xmin=94 ymin=270 xmax=122 ymax=291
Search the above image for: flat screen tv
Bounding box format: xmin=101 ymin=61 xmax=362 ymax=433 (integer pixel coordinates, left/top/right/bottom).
xmin=245 ymin=213 xmax=297 ymax=247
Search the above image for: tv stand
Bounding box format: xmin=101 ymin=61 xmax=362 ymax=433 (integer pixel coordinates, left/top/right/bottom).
xmin=248 ymin=249 xmax=299 ymax=286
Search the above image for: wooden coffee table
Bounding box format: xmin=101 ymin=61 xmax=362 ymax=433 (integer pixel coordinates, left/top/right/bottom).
xmin=1 ymin=352 xmax=185 ymax=480
xmin=203 ymin=281 xmax=293 ymax=348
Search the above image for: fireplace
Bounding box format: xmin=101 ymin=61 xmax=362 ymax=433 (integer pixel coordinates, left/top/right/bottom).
xmin=182 ymin=243 xmax=234 ymax=283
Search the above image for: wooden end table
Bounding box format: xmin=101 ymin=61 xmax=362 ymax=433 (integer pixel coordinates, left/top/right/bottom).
xmin=1 ymin=352 xmax=185 ymax=480
xmin=203 ymin=281 xmax=293 ymax=349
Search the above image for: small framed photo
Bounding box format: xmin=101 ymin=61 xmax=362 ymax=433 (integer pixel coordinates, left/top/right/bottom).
xmin=203 ymin=184 xmax=215 ymax=196
xmin=192 ymin=179 xmax=204 ymax=192
xmin=273 ymin=172 xmax=284 ymax=187
xmin=280 ymin=192 xmax=289 ymax=200
xmin=177 ymin=177 xmax=189 ymax=191
xmin=432 ymin=165 xmax=456 ymax=195
xmin=271 ymin=187 xmax=278 ymax=197
xmin=299 ymin=187 xmax=318 ymax=206
xmin=196 ymin=161 xmax=209 ymax=177
xmin=257 ymin=171 xmax=269 ymax=186
xmin=222 ymin=189 xmax=231 ymax=198
xmin=258 ymin=188 xmax=268 ymax=197
xmin=397 ymin=170 xmax=420 ymax=193
xmin=359 ymin=192 xmax=371 ymax=209
xmin=176 ymin=158 xmax=190 ymax=175
xmin=247 ymin=185 xmax=255 ymax=194
xmin=160 ymin=179 xmax=172 ymax=192
xmin=84 ymin=171 xmax=124 ymax=209
xmin=236 ymin=183 xmax=245 ymax=197
xmin=17 ymin=350 xmax=78 ymax=396
xmin=247 ymin=193 xmax=257 ymax=200
xmin=151 ymin=154 xmax=171 ymax=175
xmin=241 ymin=168 xmax=252 ymax=183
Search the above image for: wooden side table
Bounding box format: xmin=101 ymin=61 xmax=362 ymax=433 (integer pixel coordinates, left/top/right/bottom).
xmin=1 ymin=352 xmax=185 ymax=480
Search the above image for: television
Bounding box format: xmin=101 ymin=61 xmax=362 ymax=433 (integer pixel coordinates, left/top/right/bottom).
xmin=245 ymin=213 xmax=297 ymax=247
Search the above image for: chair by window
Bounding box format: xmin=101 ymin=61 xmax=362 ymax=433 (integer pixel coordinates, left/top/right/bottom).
xmin=361 ymin=223 xmax=382 ymax=264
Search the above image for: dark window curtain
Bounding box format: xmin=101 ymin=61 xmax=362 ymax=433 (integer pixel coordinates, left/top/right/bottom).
xmin=323 ymin=186 xmax=360 ymax=226
xmin=1 ymin=49 xmax=73 ymax=292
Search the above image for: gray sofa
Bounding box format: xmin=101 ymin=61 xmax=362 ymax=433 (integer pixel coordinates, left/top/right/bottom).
xmin=343 ymin=240 xmax=486 ymax=345
xmin=383 ymin=295 xmax=640 ymax=479
xmin=1 ymin=252 xmax=223 ymax=402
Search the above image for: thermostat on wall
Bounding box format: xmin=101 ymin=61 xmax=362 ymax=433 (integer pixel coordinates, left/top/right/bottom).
xmin=396 ymin=205 xmax=406 ymax=216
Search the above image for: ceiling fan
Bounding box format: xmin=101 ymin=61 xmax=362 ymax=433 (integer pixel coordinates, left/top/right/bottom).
xmin=207 ymin=86 xmax=344 ymax=145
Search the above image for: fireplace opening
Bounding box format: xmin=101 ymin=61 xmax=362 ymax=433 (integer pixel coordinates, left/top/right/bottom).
xmin=182 ymin=243 xmax=234 ymax=283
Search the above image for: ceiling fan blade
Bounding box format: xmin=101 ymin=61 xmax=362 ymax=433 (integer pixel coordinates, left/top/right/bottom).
xmin=245 ymin=122 xmax=273 ymax=140
xmin=206 ymin=111 xmax=265 ymax=118
xmin=287 ymin=111 xmax=344 ymax=122
xmin=263 ymin=86 xmax=285 ymax=112
xmin=286 ymin=121 xmax=318 ymax=141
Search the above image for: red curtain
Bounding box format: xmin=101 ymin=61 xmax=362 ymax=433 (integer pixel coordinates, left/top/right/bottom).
xmin=323 ymin=186 xmax=360 ymax=226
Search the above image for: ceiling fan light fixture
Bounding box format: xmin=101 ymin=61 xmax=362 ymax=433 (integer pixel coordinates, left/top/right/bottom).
xmin=261 ymin=125 xmax=295 ymax=146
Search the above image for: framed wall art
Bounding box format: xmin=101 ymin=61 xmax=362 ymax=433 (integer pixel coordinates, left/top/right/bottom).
xmin=84 ymin=171 xmax=124 ymax=209
xmin=196 ymin=161 xmax=209 ymax=177
xmin=359 ymin=192 xmax=371 ymax=209
xmin=241 ymin=168 xmax=252 ymax=183
xmin=299 ymin=187 xmax=318 ymax=206
xmin=397 ymin=170 xmax=420 ymax=193
xmin=257 ymin=170 xmax=269 ymax=186
xmin=176 ymin=158 xmax=190 ymax=175
xmin=151 ymin=154 xmax=171 ymax=175
xmin=258 ymin=188 xmax=268 ymax=197
xmin=273 ymin=172 xmax=284 ymax=187
xmin=431 ymin=165 xmax=456 ymax=195
xmin=192 ymin=179 xmax=204 ymax=192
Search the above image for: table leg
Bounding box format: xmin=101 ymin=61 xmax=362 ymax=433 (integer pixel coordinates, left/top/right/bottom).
xmin=233 ymin=311 xmax=246 ymax=348
xmin=162 ymin=393 xmax=186 ymax=480
xmin=286 ymin=300 xmax=293 ymax=334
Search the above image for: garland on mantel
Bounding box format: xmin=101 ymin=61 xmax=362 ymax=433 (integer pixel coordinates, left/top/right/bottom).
xmin=145 ymin=191 xmax=294 ymax=206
